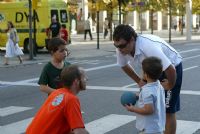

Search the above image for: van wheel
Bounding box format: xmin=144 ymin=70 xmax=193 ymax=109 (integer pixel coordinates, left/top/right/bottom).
xmin=24 ymin=39 xmax=38 ymax=53
xmin=24 ymin=39 xmax=29 ymax=53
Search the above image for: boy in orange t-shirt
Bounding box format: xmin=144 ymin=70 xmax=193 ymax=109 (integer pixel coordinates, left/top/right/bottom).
xmin=26 ymin=65 xmax=89 ymax=134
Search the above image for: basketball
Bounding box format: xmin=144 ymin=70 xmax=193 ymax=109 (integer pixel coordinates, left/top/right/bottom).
xmin=120 ymin=91 xmax=137 ymax=106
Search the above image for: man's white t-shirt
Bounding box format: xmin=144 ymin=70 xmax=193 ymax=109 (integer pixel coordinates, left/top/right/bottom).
xmin=116 ymin=34 xmax=182 ymax=77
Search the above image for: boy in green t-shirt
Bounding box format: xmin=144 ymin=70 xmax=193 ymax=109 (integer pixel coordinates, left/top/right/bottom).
xmin=38 ymin=37 xmax=70 ymax=95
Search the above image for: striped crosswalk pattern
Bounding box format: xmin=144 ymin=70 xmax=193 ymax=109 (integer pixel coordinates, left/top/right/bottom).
xmin=0 ymin=106 xmax=200 ymax=134
xmin=85 ymin=114 xmax=136 ymax=134
xmin=0 ymin=106 xmax=32 ymax=117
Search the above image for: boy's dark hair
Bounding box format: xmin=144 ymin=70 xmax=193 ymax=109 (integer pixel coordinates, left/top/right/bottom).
xmin=113 ymin=24 xmax=137 ymax=42
xmin=48 ymin=37 xmax=66 ymax=53
xmin=61 ymin=24 xmax=66 ymax=28
xmin=142 ymin=57 xmax=163 ymax=80
xmin=61 ymin=65 xmax=82 ymax=87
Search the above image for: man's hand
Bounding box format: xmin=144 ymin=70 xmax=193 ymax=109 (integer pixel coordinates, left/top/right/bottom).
xmin=138 ymin=79 xmax=146 ymax=88
xmin=161 ymin=79 xmax=171 ymax=90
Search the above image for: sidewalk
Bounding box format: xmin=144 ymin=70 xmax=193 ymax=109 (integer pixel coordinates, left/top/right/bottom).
xmin=0 ymin=30 xmax=200 ymax=68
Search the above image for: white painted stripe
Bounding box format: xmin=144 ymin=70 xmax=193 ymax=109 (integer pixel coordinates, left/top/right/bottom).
xmin=183 ymin=55 xmax=200 ymax=61
xmin=72 ymin=60 xmax=100 ymax=65
xmin=177 ymin=120 xmax=200 ymax=134
xmin=181 ymin=90 xmax=200 ymax=95
xmin=87 ymin=86 xmax=200 ymax=96
xmin=85 ymin=63 xmax=117 ymax=72
xmin=0 ymin=117 xmax=33 ymax=134
xmin=1 ymin=81 xmax=200 ymax=96
xmin=183 ymin=66 xmax=198 ymax=71
xmin=0 ymin=81 xmax=38 ymax=86
xmin=0 ymin=106 xmax=32 ymax=117
xmin=87 ymin=86 xmax=139 ymax=92
xmin=123 ymin=83 xmax=137 ymax=88
xmin=85 ymin=114 xmax=136 ymax=134
xmin=16 ymin=78 xmax=39 ymax=83
xmin=179 ymin=49 xmax=200 ymax=54
xmin=0 ymin=115 xmax=200 ymax=134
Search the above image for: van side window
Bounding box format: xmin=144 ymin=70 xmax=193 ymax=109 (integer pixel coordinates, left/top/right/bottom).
xmin=51 ymin=10 xmax=59 ymax=22
xmin=60 ymin=10 xmax=68 ymax=23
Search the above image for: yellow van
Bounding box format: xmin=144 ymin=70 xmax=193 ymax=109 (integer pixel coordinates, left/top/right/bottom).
xmin=0 ymin=0 xmax=70 ymax=52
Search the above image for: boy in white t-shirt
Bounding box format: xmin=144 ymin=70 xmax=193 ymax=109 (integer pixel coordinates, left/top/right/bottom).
xmin=125 ymin=57 xmax=166 ymax=134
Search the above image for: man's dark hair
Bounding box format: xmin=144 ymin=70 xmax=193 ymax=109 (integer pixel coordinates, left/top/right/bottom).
xmin=61 ymin=65 xmax=82 ymax=87
xmin=48 ymin=37 xmax=66 ymax=53
xmin=113 ymin=24 xmax=137 ymax=42
xmin=142 ymin=57 xmax=163 ymax=80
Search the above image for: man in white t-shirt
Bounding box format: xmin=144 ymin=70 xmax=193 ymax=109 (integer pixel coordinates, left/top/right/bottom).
xmin=113 ymin=24 xmax=183 ymax=134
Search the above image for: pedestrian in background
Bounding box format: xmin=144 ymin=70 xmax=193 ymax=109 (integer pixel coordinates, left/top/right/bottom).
xmin=60 ymin=24 xmax=68 ymax=43
xmin=38 ymin=37 xmax=71 ymax=95
xmin=178 ymin=19 xmax=182 ymax=32
xmin=49 ymin=15 xmax=61 ymax=38
xmin=26 ymin=65 xmax=89 ymax=134
xmin=113 ymin=24 xmax=183 ymax=134
xmin=4 ymin=21 xmax=23 ymax=65
xmin=103 ymin=18 xmax=109 ymax=39
xmin=84 ymin=16 xmax=93 ymax=40
xmin=124 ymin=57 xmax=166 ymax=134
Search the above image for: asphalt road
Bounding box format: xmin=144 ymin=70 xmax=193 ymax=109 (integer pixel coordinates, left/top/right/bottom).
xmin=0 ymin=42 xmax=200 ymax=134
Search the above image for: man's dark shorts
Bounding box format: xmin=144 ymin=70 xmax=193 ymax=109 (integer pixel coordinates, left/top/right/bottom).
xmin=159 ymin=63 xmax=183 ymax=113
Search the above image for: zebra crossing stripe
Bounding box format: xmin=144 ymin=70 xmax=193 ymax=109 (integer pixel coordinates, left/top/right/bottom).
xmin=0 ymin=114 xmax=200 ymax=134
xmin=177 ymin=120 xmax=200 ymax=134
xmin=85 ymin=114 xmax=136 ymax=134
xmin=0 ymin=106 xmax=32 ymax=117
xmin=0 ymin=117 xmax=33 ymax=134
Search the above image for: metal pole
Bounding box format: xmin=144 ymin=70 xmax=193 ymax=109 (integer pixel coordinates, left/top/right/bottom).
xmin=28 ymin=0 xmax=33 ymax=60
xmin=151 ymin=10 xmax=153 ymax=34
xmin=97 ymin=10 xmax=99 ymax=49
xmin=186 ymin=0 xmax=192 ymax=41
xmin=33 ymin=9 xmax=37 ymax=57
xmin=169 ymin=0 xmax=172 ymax=43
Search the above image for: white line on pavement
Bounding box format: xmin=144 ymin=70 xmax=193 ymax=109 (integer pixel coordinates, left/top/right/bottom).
xmin=183 ymin=55 xmax=200 ymax=61
xmin=0 ymin=82 xmax=200 ymax=96
xmin=86 ymin=86 xmax=200 ymax=95
xmin=183 ymin=66 xmax=199 ymax=71
xmin=0 ymin=117 xmax=33 ymax=134
xmin=0 ymin=81 xmax=38 ymax=86
xmin=0 ymin=106 xmax=32 ymax=117
xmin=179 ymin=49 xmax=200 ymax=54
xmin=85 ymin=63 xmax=117 ymax=72
xmin=122 ymin=83 xmax=137 ymax=88
xmin=85 ymin=114 xmax=136 ymax=134
xmin=0 ymin=114 xmax=200 ymax=134
xmin=87 ymin=86 xmax=138 ymax=92
xmin=176 ymin=120 xmax=200 ymax=134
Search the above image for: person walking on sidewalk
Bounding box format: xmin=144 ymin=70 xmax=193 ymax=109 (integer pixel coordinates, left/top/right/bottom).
xmin=26 ymin=65 xmax=89 ymax=134
xmin=4 ymin=21 xmax=23 ymax=65
xmin=84 ymin=16 xmax=93 ymax=40
xmin=113 ymin=24 xmax=183 ymax=134
xmin=103 ymin=18 xmax=109 ymax=39
xmin=124 ymin=57 xmax=166 ymax=134
xmin=38 ymin=37 xmax=71 ymax=95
